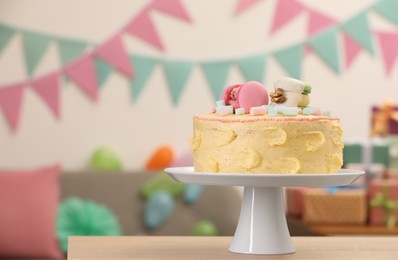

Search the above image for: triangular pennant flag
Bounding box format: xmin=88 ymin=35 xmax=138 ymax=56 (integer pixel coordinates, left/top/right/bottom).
xmin=64 ymin=54 xmax=98 ymax=100
xmin=124 ymin=8 xmax=164 ymax=51
xmin=57 ymin=38 xmax=87 ymax=65
xmin=129 ymin=55 xmax=157 ymax=101
xmin=274 ymin=44 xmax=303 ymax=79
xmin=151 ymin=0 xmax=192 ymax=22
xmin=307 ymin=9 xmax=337 ymax=36
xmin=270 ymin=0 xmax=304 ymax=34
xmin=201 ymin=61 xmax=231 ymax=101
xmin=94 ymin=58 xmax=113 ymax=87
xmin=237 ymin=54 xmax=266 ymax=82
xmin=0 ymin=83 xmax=25 ymax=131
xmin=163 ymin=60 xmax=194 ymax=105
xmin=0 ymin=24 xmax=15 ymax=55
xmin=343 ymin=33 xmax=362 ymax=69
xmin=95 ymin=35 xmax=134 ymax=78
xmin=30 ymin=72 xmax=61 ymax=118
xmin=235 ymin=0 xmax=261 ymax=15
xmin=22 ymin=31 xmax=52 ymax=75
xmin=309 ymin=27 xmax=340 ymax=73
xmin=373 ymin=0 xmax=398 ymax=26
xmin=376 ymin=31 xmax=398 ymax=75
xmin=341 ymin=12 xmax=374 ymax=54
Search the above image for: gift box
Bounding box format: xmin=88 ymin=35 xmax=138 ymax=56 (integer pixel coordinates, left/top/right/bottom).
xmin=368 ymin=178 xmax=398 ymax=228
xmin=302 ymin=188 xmax=367 ymax=225
xmin=285 ymin=187 xmax=309 ymax=218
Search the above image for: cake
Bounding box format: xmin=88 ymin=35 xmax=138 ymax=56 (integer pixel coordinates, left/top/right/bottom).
xmin=189 ymin=78 xmax=343 ymax=174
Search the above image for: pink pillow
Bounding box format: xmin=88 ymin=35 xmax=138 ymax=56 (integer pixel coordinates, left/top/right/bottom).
xmin=0 ymin=165 xmax=63 ymax=259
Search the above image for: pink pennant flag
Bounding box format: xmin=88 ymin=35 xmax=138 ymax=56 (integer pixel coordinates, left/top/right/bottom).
xmin=235 ymin=0 xmax=262 ymax=15
xmin=0 ymin=83 xmax=25 ymax=131
xmin=376 ymin=31 xmax=398 ymax=75
xmin=343 ymin=33 xmax=362 ymax=69
xmin=151 ymin=0 xmax=191 ymax=22
xmin=307 ymin=8 xmax=337 ymax=36
xmin=95 ymin=35 xmax=134 ymax=78
xmin=30 ymin=72 xmax=61 ymax=119
xmin=270 ymin=0 xmax=304 ymax=34
xmin=64 ymin=54 xmax=98 ymax=100
xmin=124 ymin=8 xmax=165 ymax=51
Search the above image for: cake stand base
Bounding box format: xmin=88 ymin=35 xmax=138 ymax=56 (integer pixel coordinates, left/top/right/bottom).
xmin=229 ymin=186 xmax=294 ymax=255
xmin=165 ymin=167 xmax=364 ymax=255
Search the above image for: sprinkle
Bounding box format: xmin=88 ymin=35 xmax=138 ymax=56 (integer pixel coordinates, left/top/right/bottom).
xmin=323 ymin=111 xmax=331 ymax=116
xmin=303 ymin=107 xmax=314 ymax=115
xmin=312 ymin=108 xmax=322 ymax=116
xmin=216 ymin=100 xmax=225 ymax=107
xmin=216 ymin=105 xmax=233 ymax=115
xmin=280 ymin=106 xmax=299 ymax=116
xmin=250 ymin=106 xmax=267 ymax=116
xmin=235 ymin=108 xmax=245 ymax=115
xmin=219 ymin=109 xmax=229 ymax=116
xmin=268 ymin=107 xmax=278 ymax=117
xmin=208 ymin=107 xmax=216 ymax=114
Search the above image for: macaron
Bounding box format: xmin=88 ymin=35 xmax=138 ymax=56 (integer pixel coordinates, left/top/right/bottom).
xmin=221 ymin=81 xmax=268 ymax=114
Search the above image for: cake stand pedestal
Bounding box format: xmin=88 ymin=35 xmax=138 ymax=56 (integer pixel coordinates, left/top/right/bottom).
xmin=165 ymin=167 xmax=364 ymax=255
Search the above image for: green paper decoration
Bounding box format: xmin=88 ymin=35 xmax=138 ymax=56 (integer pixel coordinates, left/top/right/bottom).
xmin=372 ymin=144 xmax=390 ymax=166
xmin=57 ymin=38 xmax=87 ymax=64
xmin=163 ymin=60 xmax=194 ymax=105
xmin=341 ymin=12 xmax=374 ymax=54
xmin=373 ymin=0 xmax=398 ymax=27
xmin=22 ymin=31 xmax=52 ymax=75
xmin=274 ymin=44 xmax=303 ymax=79
xmin=140 ymin=173 xmax=185 ymax=200
xmin=57 ymin=197 xmax=121 ymax=252
xmin=201 ymin=61 xmax=231 ymax=101
xmin=237 ymin=54 xmax=267 ymax=83
xmin=309 ymin=27 xmax=340 ymax=74
xmin=0 ymin=24 xmax=15 ymax=55
xmin=95 ymin=58 xmax=113 ymax=87
xmin=129 ymin=54 xmax=157 ymax=101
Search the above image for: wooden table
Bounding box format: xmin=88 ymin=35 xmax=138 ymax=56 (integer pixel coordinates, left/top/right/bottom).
xmin=68 ymin=236 xmax=398 ymax=259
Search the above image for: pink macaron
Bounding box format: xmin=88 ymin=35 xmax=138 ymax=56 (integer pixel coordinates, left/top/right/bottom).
xmin=221 ymin=81 xmax=269 ymax=113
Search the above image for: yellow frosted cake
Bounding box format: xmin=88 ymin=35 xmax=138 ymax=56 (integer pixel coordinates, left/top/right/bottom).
xmin=189 ymin=78 xmax=343 ymax=174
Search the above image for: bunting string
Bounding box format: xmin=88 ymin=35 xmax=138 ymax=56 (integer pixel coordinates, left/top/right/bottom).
xmin=0 ymin=0 xmax=398 ymax=133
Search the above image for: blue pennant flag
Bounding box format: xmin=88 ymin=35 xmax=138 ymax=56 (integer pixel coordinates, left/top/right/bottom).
xmin=163 ymin=60 xmax=194 ymax=105
xmin=237 ymin=54 xmax=267 ymax=83
xmin=129 ymin=54 xmax=157 ymax=101
xmin=274 ymin=44 xmax=303 ymax=79
xmin=201 ymin=61 xmax=231 ymax=101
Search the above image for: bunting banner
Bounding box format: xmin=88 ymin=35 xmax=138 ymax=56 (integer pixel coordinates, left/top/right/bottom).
xmin=1 ymin=0 xmax=398 ymax=133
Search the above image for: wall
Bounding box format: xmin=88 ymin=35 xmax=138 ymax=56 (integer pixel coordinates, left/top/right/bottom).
xmin=0 ymin=0 xmax=397 ymax=170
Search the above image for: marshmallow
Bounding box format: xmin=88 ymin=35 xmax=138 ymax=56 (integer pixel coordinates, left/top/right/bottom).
xmin=250 ymin=105 xmax=267 ymax=116
xmin=235 ymin=108 xmax=245 ymax=115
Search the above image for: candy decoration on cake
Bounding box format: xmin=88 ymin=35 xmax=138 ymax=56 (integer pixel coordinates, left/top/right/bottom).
xmin=57 ymin=197 xmax=121 ymax=252
xmin=221 ymin=81 xmax=269 ymax=114
xmin=270 ymin=77 xmax=305 ymax=107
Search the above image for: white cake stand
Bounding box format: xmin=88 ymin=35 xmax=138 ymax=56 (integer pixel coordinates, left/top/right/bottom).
xmin=164 ymin=167 xmax=364 ymax=255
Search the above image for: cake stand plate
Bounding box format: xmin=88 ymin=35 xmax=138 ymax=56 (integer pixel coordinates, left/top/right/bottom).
xmin=165 ymin=167 xmax=364 ymax=255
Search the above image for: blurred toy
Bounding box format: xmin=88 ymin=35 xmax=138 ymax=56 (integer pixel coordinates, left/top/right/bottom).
xmin=144 ymin=191 xmax=174 ymax=229
xmin=90 ymin=146 xmax=122 ymax=171
xmin=146 ymin=146 xmax=174 ymax=171
xmin=171 ymin=150 xmax=193 ymax=167
xmin=191 ymin=220 xmax=219 ymax=236
xmin=184 ymin=184 xmax=205 ymax=204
